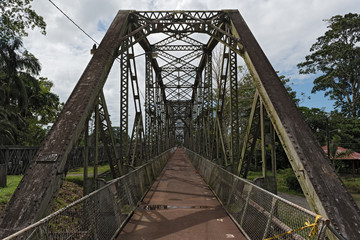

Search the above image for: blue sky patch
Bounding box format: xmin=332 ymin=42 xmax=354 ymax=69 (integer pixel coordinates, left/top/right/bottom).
xmin=97 ymin=20 xmax=107 ymax=32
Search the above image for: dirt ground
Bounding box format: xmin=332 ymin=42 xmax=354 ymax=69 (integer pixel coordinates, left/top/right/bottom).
xmin=277 ymin=192 xmax=310 ymax=209
xmin=0 ymin=180 xmax=83 ymax=216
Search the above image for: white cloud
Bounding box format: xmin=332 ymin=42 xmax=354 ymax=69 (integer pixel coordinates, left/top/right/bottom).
xmin=23 ymin=0 xmax=360 ymax=126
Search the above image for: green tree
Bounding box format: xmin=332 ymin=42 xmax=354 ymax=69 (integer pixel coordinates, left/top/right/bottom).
xmin=0 ymin=0 xmax=46 ymax=42
xmin=18 ymin=77 xmax=61 ymax=145
xmin=0 ymin=39 xmax=61 ymax=145
xmin=297 ymin=13 xmax=360 ymax=117
xmin=299 ymin=107 xmax=360 ymax=156
xmin=279 ymin=73 xmax=300 ymax=105
xmin=0 ymin=38 xmax=41 ymax=113
xmin=0 ymin=106 xmax=23 ymax=144
xmin=298 ymin=107 xmax=328 ymax=134
xmin=27 ymin=77 xmax=60 ymax=123
xmin=330 ymin=111 xmax=360 ymax=152
xmin=0 ymin=0 xmax=58 ymax=146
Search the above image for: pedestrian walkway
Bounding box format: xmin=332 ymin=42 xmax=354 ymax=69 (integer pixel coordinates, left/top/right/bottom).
xmin=119 ymin=148 xmax=245 ymax=239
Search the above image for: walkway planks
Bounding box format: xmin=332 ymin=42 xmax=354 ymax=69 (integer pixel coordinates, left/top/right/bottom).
xmin=118 ymin=148 xmax=245 ymax=239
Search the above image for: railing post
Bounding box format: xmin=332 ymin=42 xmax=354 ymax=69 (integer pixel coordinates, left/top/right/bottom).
xmin=262 ymin=198 xmax=277 ymax=239
xmin=240 ymin=185 xmax=253 ymax=227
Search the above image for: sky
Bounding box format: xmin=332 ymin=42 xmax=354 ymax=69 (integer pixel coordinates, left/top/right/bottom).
xmin=23 ymin=0 xmax=360 ymax=127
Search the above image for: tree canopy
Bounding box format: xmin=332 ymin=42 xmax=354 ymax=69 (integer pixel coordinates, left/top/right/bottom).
xmin=298 ymin=13 xmax=360 ymax=117
xmin=0 ymin=38 xmax=41 ymax=111
xmin=0 ymin=38 xmax=61 ymax=145
xmin=0 ymin=0 xmax=46 ymax=43
xmin=0 ymin=0 xmax=61 ymax=145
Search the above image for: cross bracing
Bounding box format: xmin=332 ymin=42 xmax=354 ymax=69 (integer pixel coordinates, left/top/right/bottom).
xmin=0 ymin=9 xmax=359 ymax=240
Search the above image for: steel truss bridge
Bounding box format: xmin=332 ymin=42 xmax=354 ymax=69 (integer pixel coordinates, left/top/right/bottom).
xmin=0 ymin=10 xmax=359 ymax=239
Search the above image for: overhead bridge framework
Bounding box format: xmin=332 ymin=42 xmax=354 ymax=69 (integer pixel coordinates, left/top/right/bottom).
xmin=0 ymin=10 xmax=359 ymax=239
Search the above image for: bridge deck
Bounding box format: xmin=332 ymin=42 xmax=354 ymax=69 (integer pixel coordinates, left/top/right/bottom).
xmin=119 ymin=148 xmax=245 ymax=239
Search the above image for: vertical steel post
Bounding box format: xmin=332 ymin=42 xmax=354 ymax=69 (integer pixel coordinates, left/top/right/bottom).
xmin=94 ymin=104 xmax=99 ymax=189
xmin=215 ymin=46 xmax=230 ymax=166
xmin=120 ymin=41 xmax=129 ymax=167
xmin=128 ymin=47 xmax=146 ymax=165
xmin=197 ymin=73 xmax=205 ymax=155
xmin=155 ymin=82 xmax=162 ymax=154
xmin=204 ymin=52 xmax=213 ymax=159
xmin=83 ymin=119 xmax=89 ymax=195
xmin=98 ymin=91 xmax=123 ymax=177
xmin=166 ymin=116 xmax=170 ymax=148
xmin=260 ymin=101 xmax=266 ymax=178
xmin=145 ymin=53 xmax=155 ymax=158
xmin=229 ymin=49 xmax=239 ymax=171
xmin=270 ymin=124 xmax=277 ymax=194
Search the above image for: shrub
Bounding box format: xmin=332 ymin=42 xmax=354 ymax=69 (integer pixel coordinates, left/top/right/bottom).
xmin=283 ymin=169 xmax=302 ymax=193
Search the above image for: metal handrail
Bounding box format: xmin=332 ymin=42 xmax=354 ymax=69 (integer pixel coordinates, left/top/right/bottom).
xmin=3 ymin=147 xmax=176 ymax=240
xmin=184 ymin=148 xmax=330 ymax=240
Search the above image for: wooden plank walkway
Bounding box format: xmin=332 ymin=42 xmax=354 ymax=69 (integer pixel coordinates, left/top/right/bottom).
xmin=118 ymin=148 xmax=245 ymax=240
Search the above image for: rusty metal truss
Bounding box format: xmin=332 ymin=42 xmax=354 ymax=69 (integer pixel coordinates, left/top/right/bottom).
xmin=1 ymin=10 xmax=359 ymax=240
xmin=98 ymin=91 xmax=123 ymax=177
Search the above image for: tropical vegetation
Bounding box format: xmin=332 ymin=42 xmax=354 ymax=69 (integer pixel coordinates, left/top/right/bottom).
xmin=298 ymin=13 xmax=360 ymax=118
xmin=0 ymin=0 xmax=61 ymax=145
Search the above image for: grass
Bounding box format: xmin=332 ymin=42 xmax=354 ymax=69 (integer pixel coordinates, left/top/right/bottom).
xmin=1 ymin=166 xmax=359 ymax=214
xmin=248 ymin=168 xmax=360 ymax=197
xmin=67 ymin=164 xmax=111 ymax=176
xmin=240 ymin=168 xmax=302 ymax=195
xmin=0 ymin=175 xmax=23 ymax=204
xmin=0 ymin=164 xmax=110 ymax=212
xmin=245 ymin=171 xmax=263 ymax=181
xmin=246 ymin=170 xmax=299 ymax=194
xmin=66 ymin=164 xmax=111 ymax=185
xmin=341 ymin=176 xmax=360 ymax=194
xmin=53 ymin=181 xmax=83 ymax=212
xmin=352 ymin=193 xmax=360 ymax=202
